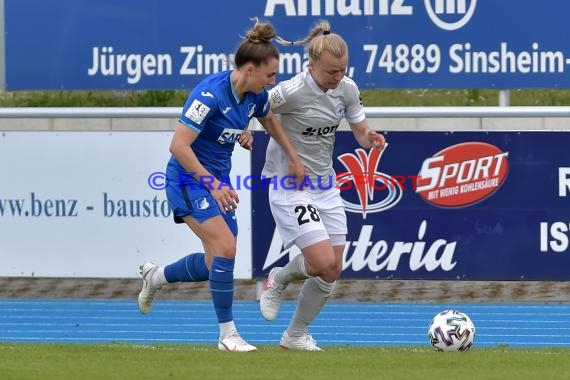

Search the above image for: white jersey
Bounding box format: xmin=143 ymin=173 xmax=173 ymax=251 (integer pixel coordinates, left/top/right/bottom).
xmin=262 ymin=69 xmax=366 ymax=186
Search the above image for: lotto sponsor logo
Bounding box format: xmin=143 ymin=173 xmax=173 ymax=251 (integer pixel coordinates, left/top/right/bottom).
xmin=416 ymin=142 xmax=509 ymax=207
xmin=302 ymin=125 xmax=339 ymax=137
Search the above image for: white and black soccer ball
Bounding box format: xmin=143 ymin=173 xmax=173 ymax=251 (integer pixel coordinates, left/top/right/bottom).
xmin=428 ymin=309 xmax=476 ymax=352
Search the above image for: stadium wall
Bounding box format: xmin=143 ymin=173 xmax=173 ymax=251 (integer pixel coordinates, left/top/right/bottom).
xmin=1 ymin=107 xmax=570 ymax=282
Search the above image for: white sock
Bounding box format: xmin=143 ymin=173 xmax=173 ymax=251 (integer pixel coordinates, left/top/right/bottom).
xmin=151 ymin=267 xmax=168 ymax=287
xmin=219 ymin=320 xmax=237 ymax=339
xmin=286 ymin=276 xmax=335 ymax=337
xmin=275 ymin=254 xmax=309 ymax=288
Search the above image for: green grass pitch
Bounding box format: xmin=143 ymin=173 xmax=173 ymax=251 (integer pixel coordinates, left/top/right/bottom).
xmin=1 ymin=344 xmax=569 ymax=380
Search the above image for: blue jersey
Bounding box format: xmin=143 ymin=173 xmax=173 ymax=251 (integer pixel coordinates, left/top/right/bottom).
xmin=168 ymin=70 xmax=270 ymax=182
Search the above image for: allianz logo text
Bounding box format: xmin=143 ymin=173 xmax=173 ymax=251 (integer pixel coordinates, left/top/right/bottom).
xmin=263 ymin=0 xmax=477 ymax=31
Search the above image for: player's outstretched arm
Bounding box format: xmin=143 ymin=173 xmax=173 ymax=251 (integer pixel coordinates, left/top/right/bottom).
xmin=350 ymin=120 xmax=387 ymax=151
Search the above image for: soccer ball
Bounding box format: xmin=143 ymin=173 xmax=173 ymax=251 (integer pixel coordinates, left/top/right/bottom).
xmin=428 ymin=309 xmax=476 ymax=352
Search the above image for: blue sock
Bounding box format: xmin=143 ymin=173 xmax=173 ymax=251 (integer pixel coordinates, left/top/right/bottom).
xmin=164 ymin=253 xmax=209 ymax=283
xmin=209 ymin=256 xmax=235 ymax=323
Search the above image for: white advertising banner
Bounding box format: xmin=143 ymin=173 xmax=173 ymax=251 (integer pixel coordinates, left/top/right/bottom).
xmin=0 ymin=131 xmax=253 ymax=278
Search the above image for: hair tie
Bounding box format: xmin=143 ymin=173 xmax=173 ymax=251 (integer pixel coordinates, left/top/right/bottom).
xmin=323 ymin=30 xmax=330 ymax=35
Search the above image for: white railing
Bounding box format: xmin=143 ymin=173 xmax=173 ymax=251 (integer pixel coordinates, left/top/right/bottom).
xmin=2 ymin=106 xmax=570 ymax=118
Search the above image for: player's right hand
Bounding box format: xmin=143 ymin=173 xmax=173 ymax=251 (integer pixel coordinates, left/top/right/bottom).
xmin=238 ymin=130 xmax=253 ymax=151
xmin=288 ymin=157 xmax=307 ymax=190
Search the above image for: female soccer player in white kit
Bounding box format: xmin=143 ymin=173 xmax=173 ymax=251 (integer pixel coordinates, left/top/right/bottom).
xmin=260 ymin=20 xmax=387 ymax=351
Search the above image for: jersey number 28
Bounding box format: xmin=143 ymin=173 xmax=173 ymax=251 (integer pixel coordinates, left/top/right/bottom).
xmin=294 ymin=204 xmax=321 ymax=226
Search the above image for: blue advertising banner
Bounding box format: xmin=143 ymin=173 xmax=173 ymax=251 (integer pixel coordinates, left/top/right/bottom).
xmin=251 ymin=131 xmax=570 ymax=280
xmin=5 ymin=1 xmax=570 ymax=90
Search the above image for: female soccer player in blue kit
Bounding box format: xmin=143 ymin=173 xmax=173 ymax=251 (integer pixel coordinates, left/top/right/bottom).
xmin=137 ymin=20 xmax=305 ymax=352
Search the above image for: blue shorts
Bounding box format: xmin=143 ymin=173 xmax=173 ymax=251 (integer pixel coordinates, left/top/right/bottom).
xmin=165 ymin=178 xmax=238 ymax=237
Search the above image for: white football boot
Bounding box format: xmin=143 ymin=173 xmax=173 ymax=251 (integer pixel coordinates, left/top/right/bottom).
xmin=138 ymin=262 xmax=162 ymax=315
xmin=279 ymin=331 xmax=323 ymax=351
xmin=259 ymin=267 xmax=284 ymax=321
xmin=218 ymin=332 xmax=258 ymax=352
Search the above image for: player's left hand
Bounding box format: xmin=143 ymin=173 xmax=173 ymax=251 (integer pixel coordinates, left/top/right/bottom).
xmin=212 ymin=187 xmax=239 ymax=214
xmin=239 ymin=130 xmax=253 ymax=151
xmin=368 ymin=130 xmax=386 ymax=151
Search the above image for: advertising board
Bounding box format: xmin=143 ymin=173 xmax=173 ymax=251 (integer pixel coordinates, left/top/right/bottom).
xmin=251 ymin=131 xmax=570 ymax=280
xmin=5 ymin=1 xmax=570 ymax=89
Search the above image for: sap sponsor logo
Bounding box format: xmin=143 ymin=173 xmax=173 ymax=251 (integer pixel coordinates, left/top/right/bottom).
xmin=337 ymin=147 xmax=402 ymax=218
xmin=217 ymin=128 xmax=243 ymax=144
xmin=262 ymin=220 xmax=458 ymax=272
xmin=416 ymin=142 xmax=509 ymax=208
xmin=264 ymin=0 xmax=476 ymax=31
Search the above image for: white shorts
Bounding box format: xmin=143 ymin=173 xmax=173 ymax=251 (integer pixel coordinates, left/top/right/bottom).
xmin=269 ymin=185 xmax=347 ymax=249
